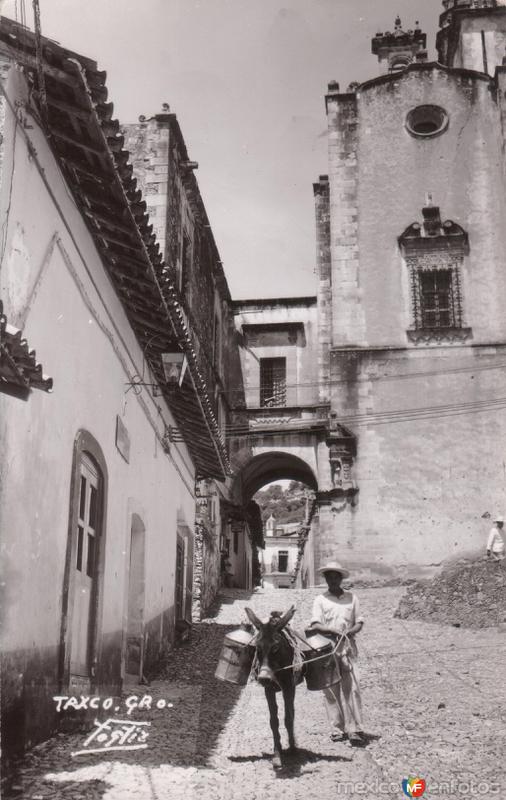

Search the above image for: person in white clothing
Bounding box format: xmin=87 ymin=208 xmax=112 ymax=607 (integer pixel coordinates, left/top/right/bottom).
xmin=309 ymin=561 xmax=365 ymax=746
xmin=487 ymin=516 xmax=505 ymax=561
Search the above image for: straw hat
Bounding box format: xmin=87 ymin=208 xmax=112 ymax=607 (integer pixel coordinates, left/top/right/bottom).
xmin=318 ymin=561 xmax=350 ymax=578
xmin=495 ymin=515 xmax=504 ymax=523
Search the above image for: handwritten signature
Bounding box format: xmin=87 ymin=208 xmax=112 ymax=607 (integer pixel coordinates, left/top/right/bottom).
xmin=71 ymin=718 xmax=151 ymax=756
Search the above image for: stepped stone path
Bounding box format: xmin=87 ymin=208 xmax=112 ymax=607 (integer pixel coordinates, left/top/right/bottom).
xmin=4 ymin=586 xmax=506 ymax=799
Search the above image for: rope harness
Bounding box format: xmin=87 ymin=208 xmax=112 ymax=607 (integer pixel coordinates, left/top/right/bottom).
xmin=249 ymin=625 xmax=351 ymax=681
xmin=275 ymin=629 xmax=350 ymax=673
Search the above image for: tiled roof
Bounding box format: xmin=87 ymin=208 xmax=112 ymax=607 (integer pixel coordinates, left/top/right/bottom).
xmin=0 ymin=301 xmax=53 ymax=399
xmin=0 ymin=18 xmax=230 ymax=479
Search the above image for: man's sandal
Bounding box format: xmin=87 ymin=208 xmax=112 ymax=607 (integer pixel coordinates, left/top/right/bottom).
xmin=330 ymin=731 xmax=347 ymax=742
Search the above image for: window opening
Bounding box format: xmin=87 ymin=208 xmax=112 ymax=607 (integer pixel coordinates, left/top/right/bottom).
xmin=406 ymin=105 xmax=448 ymax=138
xmin=390 ymin=58 xmax=409 ymax=72
xmin=420 ymin=269 xmax=454 ymax=328
xmin=399 ymin=205 xmax=469 ymax=343
xmin=76 ymin=526 xmax=84 ymax=571
xmin=260 ymin=357 xmax=286 ymax=408
xmin=278 ymin=551 xmax=289 ymax=573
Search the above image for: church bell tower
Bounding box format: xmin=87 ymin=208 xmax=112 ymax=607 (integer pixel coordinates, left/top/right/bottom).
xmin=437 ymin=0 xmax=506 ymax=75
xmin=371 ymin=16 xmax=427 ymax=73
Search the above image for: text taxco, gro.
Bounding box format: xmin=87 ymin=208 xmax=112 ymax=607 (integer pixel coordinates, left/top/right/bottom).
xmin=52 ymin=694 xmax=173 ymax=715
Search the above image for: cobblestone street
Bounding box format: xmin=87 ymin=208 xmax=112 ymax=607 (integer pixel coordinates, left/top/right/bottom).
xmin=4 ymin=586 xmax=506 ymax=800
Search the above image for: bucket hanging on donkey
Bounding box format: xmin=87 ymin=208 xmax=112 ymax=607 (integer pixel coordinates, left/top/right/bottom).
xmin=215 ymin=627 xmax=255 ymax=685
xmin=301 ymin=632 xmax=341 ymax=691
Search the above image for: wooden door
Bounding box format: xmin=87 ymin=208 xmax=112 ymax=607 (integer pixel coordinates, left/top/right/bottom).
xmin=70 ymin=455 xmax=99 ymax=676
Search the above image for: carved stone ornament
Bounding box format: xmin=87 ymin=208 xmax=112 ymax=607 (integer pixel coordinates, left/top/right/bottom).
xmin=325 ymin=413 xmax=358 ymax=495
xmin=317 ymin=488 xmax=359 ymax=508
xmin=407 ymin=327 xmax=472 ymax=345
xmin=399 ymin=204 xmax=472 ymax=344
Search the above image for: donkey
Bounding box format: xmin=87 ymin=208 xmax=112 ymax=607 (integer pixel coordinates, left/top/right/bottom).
xmin=245 ymin=604 xmax=301 ymax=768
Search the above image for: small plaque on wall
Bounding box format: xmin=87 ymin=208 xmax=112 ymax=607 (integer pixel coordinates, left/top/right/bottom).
xmin=115 ymin=415 xmax=131 ymax=463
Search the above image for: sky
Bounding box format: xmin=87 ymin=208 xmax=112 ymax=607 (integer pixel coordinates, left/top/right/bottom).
xmin=2 ymin=0 xmax=442 ymax=298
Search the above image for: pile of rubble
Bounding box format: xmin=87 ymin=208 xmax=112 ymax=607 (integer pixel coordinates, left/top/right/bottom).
xmin=395 ymin=556 xmax=506 ymax=628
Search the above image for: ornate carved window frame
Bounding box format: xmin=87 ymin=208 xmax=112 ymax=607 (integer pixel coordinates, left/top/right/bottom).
xmin=399 ymin=205 xmax=472 ymax=345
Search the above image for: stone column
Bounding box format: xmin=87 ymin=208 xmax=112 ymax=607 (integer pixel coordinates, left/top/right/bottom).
xmin=326 ymin=82 xmax=365 ymax=347
xmin=314 ymin=175 xmax=332 ymax=403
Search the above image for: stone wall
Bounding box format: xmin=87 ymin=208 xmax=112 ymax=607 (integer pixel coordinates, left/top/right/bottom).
xmin=192 ymin=481 xmax=221 ymax=620
xmin=315 ymin=344 xmax=506 ymax=575
xmin=319 ymin=63 xmax=506 ymax=576
xmin=233 ymin=297 xmax=319 ymax=410
xmin=350 ymin=68 xmax=506 ymax=347
xmin=437 ymin=5 xmax=506 ymax=75
xmin=123 ymin=113 xmax=249 ymax=615
xmin=122 ymin=113 xmax=243 ymax=429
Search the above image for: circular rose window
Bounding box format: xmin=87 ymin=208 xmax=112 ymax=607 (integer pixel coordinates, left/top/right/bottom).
xmin=406 ymin=105 xmax=449 ymax=138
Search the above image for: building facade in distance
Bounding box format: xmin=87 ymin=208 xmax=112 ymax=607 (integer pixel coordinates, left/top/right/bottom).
xmin=260 ymin=516 xmax=299 ymax=590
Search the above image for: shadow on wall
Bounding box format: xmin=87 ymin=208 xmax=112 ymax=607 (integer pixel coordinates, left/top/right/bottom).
xmin=1 ymin=611 xmax=255 ymax=794
xmin=0 ymin=603 xmax=177 ymax=773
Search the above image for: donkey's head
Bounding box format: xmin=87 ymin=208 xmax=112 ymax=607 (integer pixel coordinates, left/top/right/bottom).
xmin=245 ymin=605 xmax=296 ymax=688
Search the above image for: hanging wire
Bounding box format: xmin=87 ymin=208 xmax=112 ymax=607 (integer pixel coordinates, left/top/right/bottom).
xmin=223 ymin=394 xmax=506 ymax=438
xmin=223 ymin=359 xmax=506 ymax=401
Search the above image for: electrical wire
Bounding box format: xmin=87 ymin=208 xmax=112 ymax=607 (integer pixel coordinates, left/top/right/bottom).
xmin=223 ymin=358 xmax=506 ymax=399
xmin=223 ymin=394 xmax=506 ymax=437
xmin=226 ymin=394 xmax=506 ymax=428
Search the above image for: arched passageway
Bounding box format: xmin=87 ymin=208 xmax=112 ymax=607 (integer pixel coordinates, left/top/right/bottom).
xmin=233 ymin=451 xmax=318 ymax=505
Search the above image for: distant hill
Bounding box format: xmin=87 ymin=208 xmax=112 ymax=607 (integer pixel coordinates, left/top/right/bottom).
xmin=254 ymin=481 xmax=307 ymax=526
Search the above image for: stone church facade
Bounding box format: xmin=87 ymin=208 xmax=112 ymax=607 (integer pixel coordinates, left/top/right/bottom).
xmin=310 ymin=1 xmax=506 ymax=576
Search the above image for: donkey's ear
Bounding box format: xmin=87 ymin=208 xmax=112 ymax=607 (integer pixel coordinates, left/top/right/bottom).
xmin=276 ymin=604 xmax=296 ymax=629
xmin=245 ymin=607 xmax=263 ymax=629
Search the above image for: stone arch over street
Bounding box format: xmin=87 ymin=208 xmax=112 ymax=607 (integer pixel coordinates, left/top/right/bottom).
xmin=232 ymin=450 xmax=318 ymax=506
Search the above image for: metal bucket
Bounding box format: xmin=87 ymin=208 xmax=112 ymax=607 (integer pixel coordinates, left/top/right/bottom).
xmin=302 ymin=633 xmax=341 ymax=691
xmin=215 ymin=628 xmax=255 ymax=685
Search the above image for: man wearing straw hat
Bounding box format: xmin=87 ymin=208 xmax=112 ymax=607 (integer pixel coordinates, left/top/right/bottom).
xmin=308 ymin=561 xmax=365 ymax=746
xmin=487 ymin=516 xmax=505 ymax=561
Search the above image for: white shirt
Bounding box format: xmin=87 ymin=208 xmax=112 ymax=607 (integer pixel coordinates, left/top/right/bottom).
xmin=487 ymin=526 xmax=505 ymax=553
xmin=310 ymin=590 xmax=364 ymax=634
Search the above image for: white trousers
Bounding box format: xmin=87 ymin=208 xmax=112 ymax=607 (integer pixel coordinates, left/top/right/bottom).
xmin=323 ymin=660 xmax=363 ymax=734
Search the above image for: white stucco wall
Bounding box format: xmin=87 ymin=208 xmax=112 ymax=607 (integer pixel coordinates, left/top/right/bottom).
xmin=0 ymin=67 xmax=195 ymax=681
